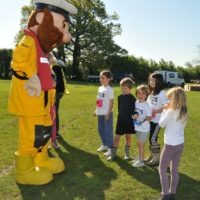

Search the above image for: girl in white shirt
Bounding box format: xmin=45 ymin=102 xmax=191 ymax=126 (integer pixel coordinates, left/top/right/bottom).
xmin=146 ymin=73 xmax=168 ymax=166
xmin=158 ymin=87 xmax=188 ymax=200
xmin=132 ymin=85 xmax=152 ymax=167
xmin=94 ymin=70 xmax=114 ymax=158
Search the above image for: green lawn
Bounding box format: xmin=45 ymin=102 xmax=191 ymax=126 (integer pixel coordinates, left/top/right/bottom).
xmin=0 ymin=80 xmax=199 ymax=200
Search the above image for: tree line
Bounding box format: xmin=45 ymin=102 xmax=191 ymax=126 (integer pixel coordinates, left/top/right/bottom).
xmin=1 ymin=48 xmax=200 ymax=82
xmin=0 ymin=0 xmax=200 ymax=82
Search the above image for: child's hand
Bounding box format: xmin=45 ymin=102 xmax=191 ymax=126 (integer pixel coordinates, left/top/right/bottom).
xmin=163 ymin=103 xmax=170 ymax=109
xmin=105 ymin=114 xmax=110 ymax=121
xmin=93 ymin=111 xmax=96 ymax=116
xmin=132 ymin=114 xmax=138 ymax=120
xmin=52 ymin=80 xmax=56 ymax=88
xmin=152 ymin=109 xmax=157 ymax=118
xmin=146 ymin=116 xmax=152 ymax=121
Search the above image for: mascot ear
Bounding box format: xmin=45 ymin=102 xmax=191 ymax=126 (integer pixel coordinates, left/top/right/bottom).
xmin=36 ymin=12 xmax=44 ymax=24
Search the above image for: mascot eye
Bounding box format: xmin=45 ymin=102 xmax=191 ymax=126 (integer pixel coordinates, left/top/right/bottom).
xmin=63 ymin=21 xmax=69 ymax=30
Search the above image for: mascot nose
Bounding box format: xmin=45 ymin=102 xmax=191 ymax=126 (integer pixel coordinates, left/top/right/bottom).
xmin=63 ymin=32 xmax=72 ymax=43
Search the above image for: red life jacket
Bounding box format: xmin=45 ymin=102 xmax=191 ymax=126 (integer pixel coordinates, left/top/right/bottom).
xmin=24 ymin=29 xmax=54 ymax=91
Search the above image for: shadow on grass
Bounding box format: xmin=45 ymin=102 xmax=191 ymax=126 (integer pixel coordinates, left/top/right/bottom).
xmin=114 ymin=157 xmax=200 ymax=200
xmin=177 ymin=173 xmax=200 ymax=200
xmin=114 ymin=157 xmax=161 ymax=191
xmin=18 ymin=137 xmax=117 ymax=200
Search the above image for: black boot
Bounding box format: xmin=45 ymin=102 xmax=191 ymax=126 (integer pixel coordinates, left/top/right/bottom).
xmin=159 ymin=194 xmax=171 ymax=200
xmin=169 ymin=194 xmax=176 ymax=200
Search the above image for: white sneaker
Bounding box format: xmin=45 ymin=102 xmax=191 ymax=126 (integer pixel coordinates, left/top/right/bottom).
xmin=104 ymin=149 xmax=111 ymax=157
xmin=124 ymin=155 xmax=130 ymax=160
xmin=132 ymin=160 xmax=144 ymax=167
xmin=131 ymin=156 xmax=139 ymax=163
xmin=97 ymin=145 xmax=108 ymax=152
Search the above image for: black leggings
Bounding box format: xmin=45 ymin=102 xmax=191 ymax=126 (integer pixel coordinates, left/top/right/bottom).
xmin=149 ymin=122 xmax=160 ymax=144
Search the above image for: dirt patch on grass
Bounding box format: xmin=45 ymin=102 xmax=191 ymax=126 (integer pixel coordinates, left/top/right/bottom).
xmin=0 ymin=164 xmax=14 ymax=177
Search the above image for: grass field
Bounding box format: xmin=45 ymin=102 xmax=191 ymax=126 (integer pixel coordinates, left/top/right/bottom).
xmin=0 ymin=80 xmax=199 ymax=200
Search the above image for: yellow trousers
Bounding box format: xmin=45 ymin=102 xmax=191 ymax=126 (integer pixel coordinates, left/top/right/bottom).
xmin=18 ymin=113 xmax=52 ymax=157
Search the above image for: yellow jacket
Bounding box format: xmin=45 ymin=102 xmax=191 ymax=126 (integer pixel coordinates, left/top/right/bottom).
xmin=8 ymin=35 xmax=46 ymax=116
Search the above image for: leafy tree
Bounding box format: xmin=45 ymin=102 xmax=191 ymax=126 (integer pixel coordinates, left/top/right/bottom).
xmin=184 ymin=61 xmax=193 ymax=68
xmin=14 ymin=1 xmax=34 ymax=46
xmin=157 ymin=59 xmax=176 ymax=71
xmin=62 ymin=0 xmax=127 ymax=79
xmin=0 ymin=49 xmax=12 ymax=79
xmin=148 ymin=59 xmax=159 ymax=73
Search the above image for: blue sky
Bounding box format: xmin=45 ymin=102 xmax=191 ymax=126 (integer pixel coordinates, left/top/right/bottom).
xmin=1 ymin=0 xmax=200 ymax=66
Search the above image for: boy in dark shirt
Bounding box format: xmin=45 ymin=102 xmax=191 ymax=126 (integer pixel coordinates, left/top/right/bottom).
xmin=108 ymin=77 xmax=136 ymax=160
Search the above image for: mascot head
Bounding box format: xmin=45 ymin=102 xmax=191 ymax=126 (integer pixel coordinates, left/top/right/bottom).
xmin=28 ymin=0 xmax=77 ymax=54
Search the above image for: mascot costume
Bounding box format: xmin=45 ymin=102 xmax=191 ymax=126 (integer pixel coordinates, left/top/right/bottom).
xmin=8 ymin=0 xmax=77 ymax=185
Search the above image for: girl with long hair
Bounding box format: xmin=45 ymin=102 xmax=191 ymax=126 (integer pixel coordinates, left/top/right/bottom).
xmin=158 ymin=87 xmax=188 ymax=200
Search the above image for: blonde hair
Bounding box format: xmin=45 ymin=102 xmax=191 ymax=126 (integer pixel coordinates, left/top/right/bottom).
xmin=136 ymin=84 xmax=149 ymax=100
xmin=120 ymin=77 xmax=134 ymax=89
xmin=166 ymin=87 xmax=188 ymax=122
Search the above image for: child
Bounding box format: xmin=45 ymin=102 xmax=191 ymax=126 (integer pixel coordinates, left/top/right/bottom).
xmin=52 ymin=59 xmax=70 ymax=139
xmin=158 ymin=87 xmax=188 ymax=200
xmin=48 ymin=53 xmax=60 ymax=148
xmin=132 ymin=85 xmax=152 ymax=167
xmin=108 ymin=77 xmax=135 ymax=161
xmin=146 ymin=72 xmax=168 ymax=166
xmin=94 ymin=70 xmax=114 ymax=157
xmin=49 ymin=88 xmax=60 ymax=149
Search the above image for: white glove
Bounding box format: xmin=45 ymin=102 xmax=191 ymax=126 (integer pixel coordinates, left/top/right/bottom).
xmin=24 ymin=74 xmax=41 ymax=96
